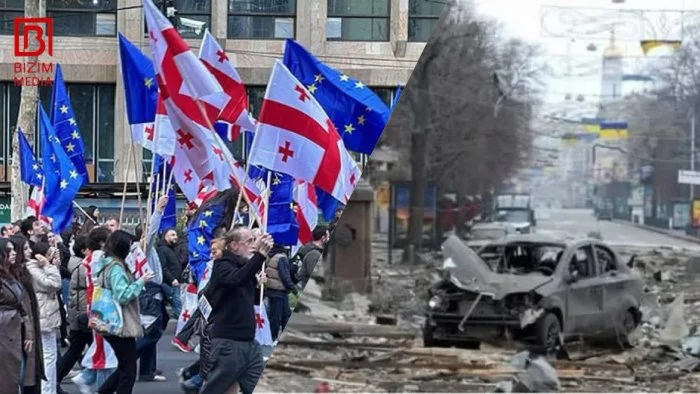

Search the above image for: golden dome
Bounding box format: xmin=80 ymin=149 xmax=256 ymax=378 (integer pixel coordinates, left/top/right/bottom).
xmin=603 ymin=28 xmax=623 ymax=58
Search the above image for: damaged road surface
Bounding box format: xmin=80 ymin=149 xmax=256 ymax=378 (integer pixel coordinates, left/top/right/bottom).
xmin=424 ymin=235 xmax=645 ymax=350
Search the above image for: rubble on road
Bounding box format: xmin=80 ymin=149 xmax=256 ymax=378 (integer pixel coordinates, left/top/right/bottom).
xmin=254 ymin=237 xmax=700 ymax=393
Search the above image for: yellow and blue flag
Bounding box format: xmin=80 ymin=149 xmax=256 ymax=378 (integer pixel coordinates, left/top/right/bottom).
xmin=581 ymin=118 xmax=602 ymax=134
xmin=600 ymin=121 xmax=629 ymax=140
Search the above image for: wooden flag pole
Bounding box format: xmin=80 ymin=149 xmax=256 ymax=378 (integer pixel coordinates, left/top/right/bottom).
xmin=230 ymin=169 xmax=248 ymax=230
xmin=118 ymin=143 xmax=134 ymax=226
xmin=128 ymin=132 xmax=146 ymax=229
xmin=258 ymin=170 xmax=273 ymax=307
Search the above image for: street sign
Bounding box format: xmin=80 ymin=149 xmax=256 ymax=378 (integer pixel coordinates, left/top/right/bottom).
xmin=0 ymin=196 xmax=10 ymax=224
xmin=678 ymin=170 xmax=700 ymax=185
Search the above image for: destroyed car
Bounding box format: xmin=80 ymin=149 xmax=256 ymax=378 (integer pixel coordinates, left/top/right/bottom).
xmin=424 ymin=234 xmax=644 ymax=350
xmin=465 ymin=222 xmax=513 ymax=251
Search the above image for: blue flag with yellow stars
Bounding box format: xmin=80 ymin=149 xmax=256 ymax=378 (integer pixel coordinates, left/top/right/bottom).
xmin=51 ymin=64 xmax=89 ymax=185
xmin=18 ymin=128 xmax=43 ymax=188
xmin=282 ymin=39 xmax=391 ymax=155
xmin=151 ymin=155 xmax=177 ymax=234
xmin=39 ymin=101 xmax=81 ymax=233
xmin=247 ymin=166 xmax=298 ymax=245
xmin=187 ymin=198 xmax=226 ymax=282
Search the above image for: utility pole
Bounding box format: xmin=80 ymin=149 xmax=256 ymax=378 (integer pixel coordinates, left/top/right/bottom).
xmin=690 ymin=112 xmax=696 ymax=202
xmin=11 ymin=0 xmax=43 ymax=222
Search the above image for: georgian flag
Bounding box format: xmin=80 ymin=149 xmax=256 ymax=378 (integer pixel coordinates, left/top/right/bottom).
xmin=125 ymin=245 xmax=155 ymax=280
xmin=198 ymin=30 xmax=257 ymax=141
xmin=254 ymin=303 xmax=274 ymax=346
xmin=292 ymin=180 xmax=319 ymax=256
xmin=25 ymin=186 xmax=51 ymax=226
xmin=248 ymin=60 xmax=361 ymax=204
xmin=81 ymin=333 xmax=118 ymax=370
xmin=176 ymin=283 xmax=199 ymax=336
xmin=143 ymin=0 xmax=235 ymax=193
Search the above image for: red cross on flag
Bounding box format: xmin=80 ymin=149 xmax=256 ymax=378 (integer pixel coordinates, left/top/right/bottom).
xmin=135 ymin=94 xmax=177 ymax=156
xmin=254 ymin=303 xmax=273 ymax=346
xmin=292 ymin=180 xmax=319 ymax=256
xmin=248 ymin=61 xmax=361 ymax=203
xmin=198 ymin=30 xmax=257 ymax=141
xmin=24 ymin=186 xmax=51 ymax=226
xmin=176 ymin=283 xmax=199 ymax=336
xmin=125 ymin=245 xmax=154 ymax=280
xmin=143 ymin=0 xmax=233 ymax=192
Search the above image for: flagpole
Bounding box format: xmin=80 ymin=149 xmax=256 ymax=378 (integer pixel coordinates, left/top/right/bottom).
xmin=73 ymin=201 xmax=96 ymax=224
xmin=128 ymin=130 xmax=146 ymax=229
xmin=230 ymin=169 xmax=248 ymax=230
xmin=118 ymin=142 xmax=134 ymax=226
xmin=161 ymin=154 xmax=168 ymax=197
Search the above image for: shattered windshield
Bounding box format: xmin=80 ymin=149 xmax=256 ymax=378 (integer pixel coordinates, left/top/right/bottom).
xmin=494 ymin=210 xmax=531 ymax=223
xmin=479 ymin=243 xmax=565 ymax=276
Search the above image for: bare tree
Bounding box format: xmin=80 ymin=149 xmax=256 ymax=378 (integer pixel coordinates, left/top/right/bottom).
xmin=12 ymin=0 xmax=44 ymax=222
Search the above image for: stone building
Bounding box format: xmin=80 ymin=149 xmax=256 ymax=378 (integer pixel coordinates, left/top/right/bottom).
xmin=0 ymin=0 xmax=440 ymax=199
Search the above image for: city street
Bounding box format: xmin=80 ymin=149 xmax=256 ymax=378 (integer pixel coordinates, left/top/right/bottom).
xmin=60 ymin=322 xmax=199 ymax=394
xmin=535 ymin=208 xmax=700 ymax=251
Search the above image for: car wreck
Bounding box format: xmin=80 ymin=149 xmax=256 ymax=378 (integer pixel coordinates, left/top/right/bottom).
xmin=424 ymin=234 xmax=644 ymax=350
xmin=465 ymin=222 xmax=513 ymax=251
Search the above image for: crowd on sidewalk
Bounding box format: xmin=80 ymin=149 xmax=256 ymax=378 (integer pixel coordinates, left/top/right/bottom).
xmin=0 ymin=195 xmax=332 ymax=394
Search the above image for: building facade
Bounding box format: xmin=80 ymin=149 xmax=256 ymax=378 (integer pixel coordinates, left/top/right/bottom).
xmin=0 ymin=0 xmax=440 ymax=187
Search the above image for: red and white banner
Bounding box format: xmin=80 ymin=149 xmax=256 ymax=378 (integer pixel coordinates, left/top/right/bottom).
xmin=293 ymin=180 xmax=319 ymax=255
xmin=175 ymin=283 xmax=199 ymax=336
xmin=125 ymin=246 xmax=155 ymax=280
xmin=25 ymin=186 xmax=51 ymax=225
xmin=248 ymin=61 xmax=360 ymax=204
xmin=254 ymin=303 xmax=273 ymax=346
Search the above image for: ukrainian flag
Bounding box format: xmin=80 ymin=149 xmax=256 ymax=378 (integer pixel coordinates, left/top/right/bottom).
xmin=640 ymin=40 xmax=682 ymax=55
xmin=600 ymin=121 xmax=629 ymax=140
xmin=581 ymin=118 xmax=602 ymax=134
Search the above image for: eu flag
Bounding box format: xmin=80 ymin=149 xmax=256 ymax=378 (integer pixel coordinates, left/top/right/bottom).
xmin=247 ymin=166 xmax=298 ymax=245
xmin=118 ymin=33 xmax=158 ymax=125
xmin=151 ymin=155 xmax=177 ymax=233
xmin=316 ymin=186 xmax=340 ymax=222
xmin=39 ymin=102 xmax=81 ymax=233
xmin=18 ymin=128 xmax=43 ymax=188
xmin=391 ymin=85 xmax=402 ymax=110
xmin=51 ymin=64 xmax=89 ymax=185
xmin=187 ymin=197 xmax=226 ymax=282
xmin=283 ymin=39 xmax=391 ymax=155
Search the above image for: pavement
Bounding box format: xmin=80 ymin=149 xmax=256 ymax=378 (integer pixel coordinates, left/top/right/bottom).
xmin=59 ymin=321 xmax=199 ymax=394
xmin=535 ymin=208 xmax=700 ymax=251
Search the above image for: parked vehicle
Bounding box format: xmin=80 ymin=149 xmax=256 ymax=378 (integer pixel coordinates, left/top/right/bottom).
xmin=424 ymin=234 xmax=644 ymax=350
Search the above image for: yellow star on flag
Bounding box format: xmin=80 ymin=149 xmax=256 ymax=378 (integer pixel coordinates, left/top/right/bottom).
xmin=60 ymin=105 xmax=68 ymax=114
xmin=32 ymin=164 xmax=39 ymax=171
xmin=72 ymin=131 xmax=80 ymax=139
xmin=60 ymin=179 xmax=68 ymax=189
xmin=272 ymin=173 xmax=282 ymax=186
xmin=204 ymin=210 xmax=213 ymax=217
xmin=65 ymin=143 xmax=75 ymax=152
xmin=354 ymin=81 xmax=365 ymax=89
xmin=50 ymin=154 xmax=56 ymax=163
xmin=144 ymin=77 xmax=154 ymax=89
xmin=357 ymin=114 xmax=366 ymax=126
xmin=307 ymin=84 xmax=318 ymax=94
xmin=69 ymin=170 xmax=78 ymax=179
xmin=314 ymin=74 xmax=325 ymax=83
xmin=68 ymin=118 xmax=76 ymax=126
xmin=339 ymin=74 xmax=350 ymax=82
xmin=344 ymin=124 xmax=355 ymax=134
xmin=197 ymin=236 xmax=206 ymax=245
xmin=199 ymin=220 xmax=208 ymax=228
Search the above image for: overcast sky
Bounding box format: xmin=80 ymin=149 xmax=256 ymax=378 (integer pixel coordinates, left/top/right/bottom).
xmin=468 ymin=0 xmax=700 ymax=112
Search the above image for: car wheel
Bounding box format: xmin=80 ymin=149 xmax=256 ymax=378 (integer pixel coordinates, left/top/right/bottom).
xmin=422 ymin=320 xmax=442 ymax=348
xmin=617 ymin=310 xmax=640 ymax=348
xmin=535 ymin=312 xmax=561 ymax=351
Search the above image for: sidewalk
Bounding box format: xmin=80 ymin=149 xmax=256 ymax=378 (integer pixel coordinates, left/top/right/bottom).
xmin=613 ymin=218 xmax=700 ymax=244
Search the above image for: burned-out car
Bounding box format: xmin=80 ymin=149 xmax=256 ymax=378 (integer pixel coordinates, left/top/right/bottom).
xmin=424 ymin=234 xmax=644 ymax=350
xmin=465 ymin=222 xmax=513 ymax=251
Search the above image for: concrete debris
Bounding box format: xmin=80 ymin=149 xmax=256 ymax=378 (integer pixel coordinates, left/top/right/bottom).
xmin=256 ymin=235 xmax=700 ymax=393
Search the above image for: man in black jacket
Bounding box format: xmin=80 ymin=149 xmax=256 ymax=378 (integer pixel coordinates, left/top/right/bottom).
xmin=157 ymin=228 xmax=183 ymax=319
xmin=200 ymin=226 xmax=273 ymax=394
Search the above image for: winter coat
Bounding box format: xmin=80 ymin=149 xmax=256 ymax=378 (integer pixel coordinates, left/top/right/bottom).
xmin=265 ymin=251 xmax=295 ymax=295
xmin=296 ymin=243 xmax=323 ymax=289
xmin=0 ymin=276 xmax=45 ymax=392
xmin=92 ymin=256 xmax=145 ymax=338
xmin=26 ymin=259 xmax=63 ymax=331
xmin=68 ymin=255 xmax=88 ymax=331
xmin=157 ymin=240 xmax=182 ymax=285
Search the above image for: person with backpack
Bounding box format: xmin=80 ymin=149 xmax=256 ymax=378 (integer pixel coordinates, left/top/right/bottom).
xmin=294 ymin=226 xmax=330 ymax=291
xmin=264 ymin=245 xmax=297 ymax=342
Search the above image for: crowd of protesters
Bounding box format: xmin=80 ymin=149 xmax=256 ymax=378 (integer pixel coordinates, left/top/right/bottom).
xmin=0 ymin=196 xmax=334 ymax=394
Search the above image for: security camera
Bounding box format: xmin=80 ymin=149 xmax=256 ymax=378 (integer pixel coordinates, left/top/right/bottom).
xmin=179 ymin=17 xmax=207 ymax=35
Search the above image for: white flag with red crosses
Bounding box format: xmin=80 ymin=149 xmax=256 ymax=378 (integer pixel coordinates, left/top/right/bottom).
xmin=125 ymin=245 xmax=155 ymax=280
xmin=254 ymin=303 xmax=273 ymax=346
xmin=176 ymin=283 xmax=199 ymax=336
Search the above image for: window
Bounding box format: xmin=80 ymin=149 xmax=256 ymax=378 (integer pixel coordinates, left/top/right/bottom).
xmin=408 ymin=0 xmax=443 ymax=42
xmin=569 ymin=246 xmax=594 ymax=279
xmin=0 ymin=82 xmax=115 ymax=183
xmin=144 ymin=0 xmax=211 ymax=39
xmin=0 ymin=0 xmax=23 ymax=35
xmin=327 ymin=0 xmax=389 ymax=41
xmin=373 ymin=87 xmax=394 ymax=108
xmin=595 ymin=245 xmax=617 ymax=274
xmin=48 ymin=0 xmax=117 ymax=37
xmin=228 ymin=0 xmax=295 ymax=39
